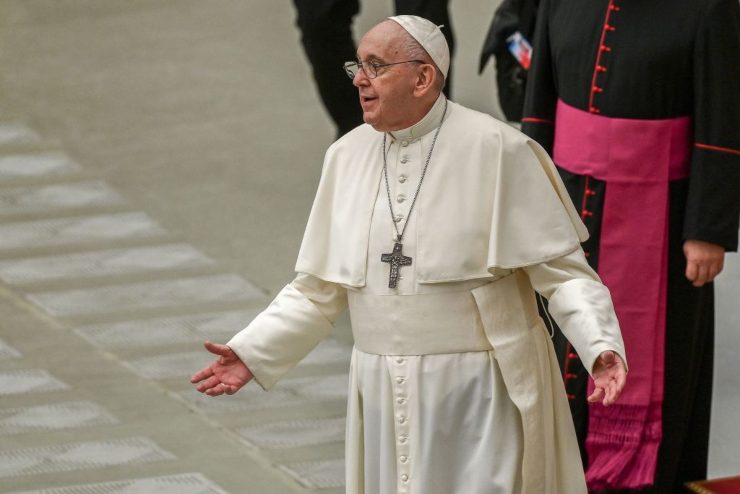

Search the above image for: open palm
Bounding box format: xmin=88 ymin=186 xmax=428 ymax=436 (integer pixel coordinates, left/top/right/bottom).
xmin=588 ymin=350 xmax=627 ymax=406
xmin=190 ymin=341 xmax=253 ymax=396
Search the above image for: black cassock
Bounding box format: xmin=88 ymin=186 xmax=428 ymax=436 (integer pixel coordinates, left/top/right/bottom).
xmin=522 ymin=0 xmax=740 ymax=492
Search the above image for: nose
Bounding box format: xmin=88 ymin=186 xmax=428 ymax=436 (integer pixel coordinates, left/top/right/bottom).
xmin=353 ymin=68 xmax=369 ymax=87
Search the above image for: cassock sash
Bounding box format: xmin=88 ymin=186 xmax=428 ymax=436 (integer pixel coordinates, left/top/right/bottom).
xmin=553 ymin=99 xmax=691 ymax=490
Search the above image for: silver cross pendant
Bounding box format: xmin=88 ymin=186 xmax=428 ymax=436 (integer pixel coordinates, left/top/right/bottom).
xmin=381 ymin=242 xmax=412 ymax=288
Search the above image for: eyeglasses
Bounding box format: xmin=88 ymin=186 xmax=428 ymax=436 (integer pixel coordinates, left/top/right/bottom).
xmin=343 ymin=59 xmax=425 ymax=79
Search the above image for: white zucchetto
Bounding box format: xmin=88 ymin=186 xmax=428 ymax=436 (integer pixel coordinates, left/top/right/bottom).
xmin=388 ymin=15 xmax=450 ymax=79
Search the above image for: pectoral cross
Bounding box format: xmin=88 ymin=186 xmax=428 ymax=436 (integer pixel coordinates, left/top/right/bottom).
xmin=381 ymin=242 xmax=412 ymax=288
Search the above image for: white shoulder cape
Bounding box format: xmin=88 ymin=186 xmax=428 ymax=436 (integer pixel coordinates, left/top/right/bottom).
xmin=295 ymin=102 xmax=588 ymax=286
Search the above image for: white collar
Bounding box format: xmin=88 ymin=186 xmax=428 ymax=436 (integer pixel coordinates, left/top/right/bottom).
xmin=388 ymin=94 xmax=447 ymax=143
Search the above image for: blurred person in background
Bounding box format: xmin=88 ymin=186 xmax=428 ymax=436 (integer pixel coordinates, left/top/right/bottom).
xmin=292 ymin=0 xmax=454 ymax=138
xmin=479 ymin=0 xmax=539 ymax=122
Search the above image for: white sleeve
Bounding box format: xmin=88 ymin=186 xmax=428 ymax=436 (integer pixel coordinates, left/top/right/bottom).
xmin=523 ymin=248 xmax=627 ymax=376
xmin=227 ymin=273 xmax=348 ymax=390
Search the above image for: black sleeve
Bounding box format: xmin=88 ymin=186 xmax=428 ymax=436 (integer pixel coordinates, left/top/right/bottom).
xmin=521 ymin=0 xmax=557 ymax=154
xmin=479 ymin=0 xmax=540 ymax=72
xmin=479 ymin=0 xmax=520 ymax=73
xmin=683 ymin=0 xmax=740 ymax=251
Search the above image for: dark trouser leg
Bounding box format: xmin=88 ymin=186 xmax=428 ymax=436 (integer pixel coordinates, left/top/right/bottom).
xmin=293 ymin=0 xmax=363 ymax=138
xmin=393 ymin=0 xmax=454 ymax=96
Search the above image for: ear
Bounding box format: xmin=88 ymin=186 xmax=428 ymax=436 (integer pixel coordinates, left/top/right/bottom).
xmin=413 ymin=63 xmax=437 ymax=96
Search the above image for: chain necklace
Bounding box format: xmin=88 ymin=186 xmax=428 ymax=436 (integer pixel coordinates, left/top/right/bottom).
xmin=380 ymin=98 xmax=448 ymax=288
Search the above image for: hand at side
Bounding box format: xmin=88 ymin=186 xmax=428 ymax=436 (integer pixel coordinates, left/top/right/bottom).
xmin=683 ymin=239 xmax=725 ymax=287
xmin=190 ymin=341 xmax=253 ymax=396
xmin=588 ymin=350 xmax=627 ymax=407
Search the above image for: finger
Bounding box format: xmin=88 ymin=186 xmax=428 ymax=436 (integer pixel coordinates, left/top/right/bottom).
xmin=616 ymin=367 xmax=627 ymax=391
xmin=600 ymin=351 xmax=615 ymax=367
xmin=685 ymin=258 xmax=698 ymax=283
xmin=707 ymin=259 xmax=724 ymax=283
xmin=205 ymin=384 xmax=226 ymax=397
xmin=607 ymin=369 xmax=627 ymax=405
xmin=190 ymin=366 xmax=213 ymax=383
xmin=587 ymin=387 xmax=604 ymax=403
xmin=693 ymin=264 xmax=709 ymax=287
xmin=203 ymin=340 xmax=229 ymax=354
xmin=207 ymin=383 xmax=237 ymax=396
xmin=601 ymin=391 xmax=611 ymax=406
xmin=604 ymin=380 xmax=617 ymax=406
xmin=707 ymin=264 xmax=719 ymax=282
xmin=196 ymin=375 xmax=223 ymax=393
xmin=204 ymin=341 xmax=233 ymax=358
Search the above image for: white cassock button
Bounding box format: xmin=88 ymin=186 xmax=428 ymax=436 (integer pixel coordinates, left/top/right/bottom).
xmin=394 ymin=214 xmax=404 ymax=222
xmin=400 ymin=455 xmax=408 ymax=463
xmin=398 ymin=175 xmax=407 ymax=183
xmin=398 ymin=415 xmax=407 ymax=424
xmin=401 ymin=140 xmax=409 ymax=147
xmin=399 ymin=435 xmax=408 ymax=444
xmin=397 ymin=398 xmax=406 ymax=404
xmin=401 ymin=474 xmax=409 ymax=482
xmin=400 ymin=156 xmax=409 ymax=164
xmin=395 ymin=357 xmax=405 ymax=364
xmin=396 ymin=377 xmax=405 ymax=384
xmin=396 ymin=194 xmax=406 ymax=203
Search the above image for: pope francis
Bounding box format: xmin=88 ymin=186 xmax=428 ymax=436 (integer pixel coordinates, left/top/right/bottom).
xmin=191 ymin=15 xmax=627 ymax=494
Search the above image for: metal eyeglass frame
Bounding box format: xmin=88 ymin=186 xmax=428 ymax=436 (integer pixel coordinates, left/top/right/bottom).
xmin=343 ymin=59 xmax=425 ymax=79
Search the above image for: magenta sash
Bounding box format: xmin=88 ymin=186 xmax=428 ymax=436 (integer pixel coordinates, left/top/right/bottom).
xmin=553 ymin=99 xmax=691 ymax=490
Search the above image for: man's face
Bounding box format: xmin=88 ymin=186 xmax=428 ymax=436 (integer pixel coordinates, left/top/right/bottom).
xmin=353 ymin=22 xmax=421 ymax=132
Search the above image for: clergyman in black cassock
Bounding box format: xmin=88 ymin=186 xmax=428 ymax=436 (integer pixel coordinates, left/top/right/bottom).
xmin=522 ymin=0 xmax=740 ymax=491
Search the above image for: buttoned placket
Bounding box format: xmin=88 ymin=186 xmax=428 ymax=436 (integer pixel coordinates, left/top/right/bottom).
xmin=388 ymin=137 xmax=420 ymax=292
xmin=389 ymin=354 xmax=411 ymax=493
xmin=589 ymin=0 xmax=621 ymax=113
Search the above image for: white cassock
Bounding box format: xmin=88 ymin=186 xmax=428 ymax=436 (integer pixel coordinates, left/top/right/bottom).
xmin=227 ymin=95 xmax=627 ymax=494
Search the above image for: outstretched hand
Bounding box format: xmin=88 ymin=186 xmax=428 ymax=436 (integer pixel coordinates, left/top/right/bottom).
xmin=190 ymin=341 xmax=253 ymax=396
xmin=588 ymin=350 xmax=627 ymax=407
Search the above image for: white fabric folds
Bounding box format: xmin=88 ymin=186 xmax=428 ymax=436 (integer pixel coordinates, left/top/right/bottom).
xmin=472 ymin=271 xmax=591 ymax=494
xmin=227 ymin=283 xmax=334 ymax=389
xmin=348 ymin=289 xmax=493 ymax=355
xmin=547 ymin=278 xmax=627 ymax=374
xmin=295 ymin=100 xmax=588 ymax=287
